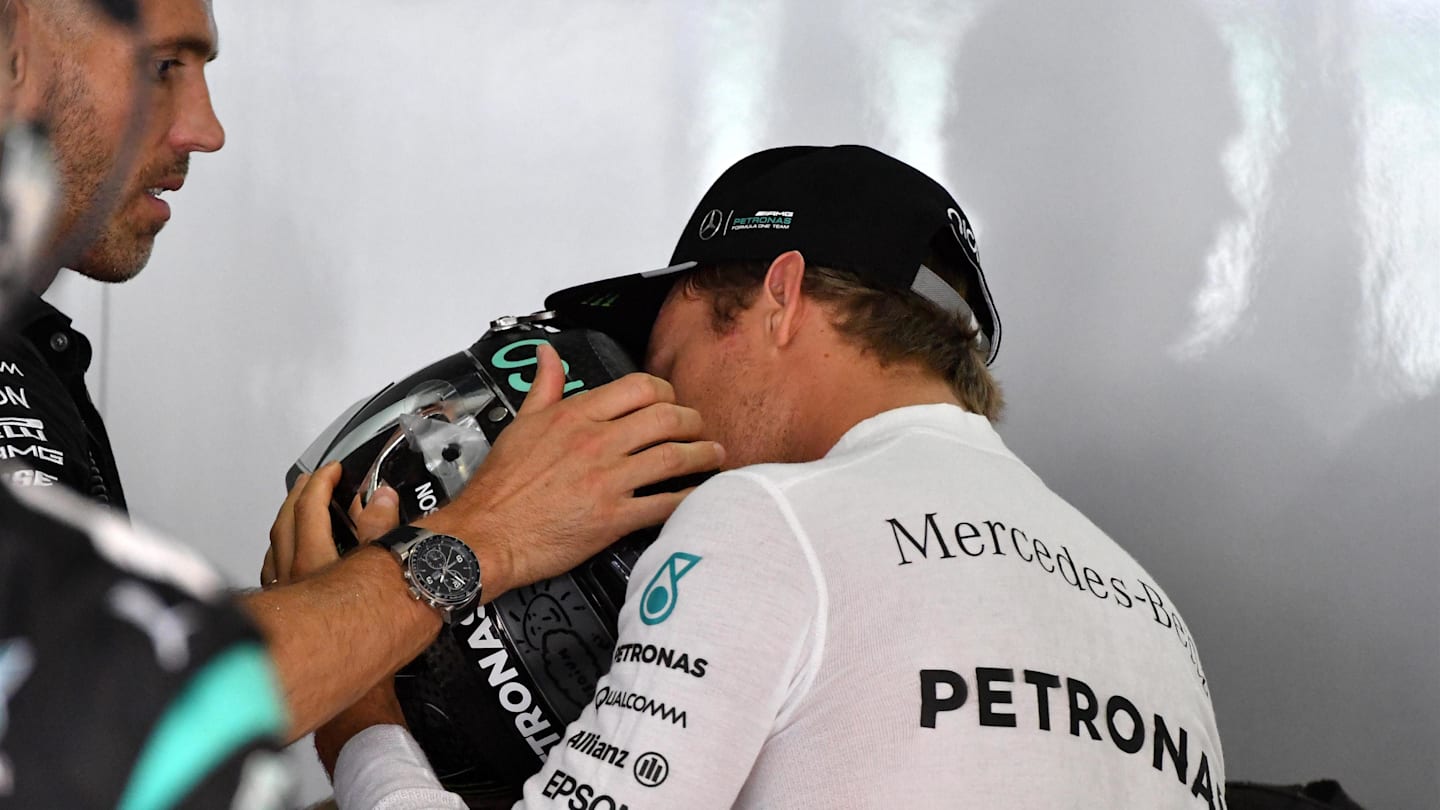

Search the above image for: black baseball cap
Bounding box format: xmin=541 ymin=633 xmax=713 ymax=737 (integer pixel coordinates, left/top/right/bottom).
xmin=544 ymin=145 xmax=1001 ymax=366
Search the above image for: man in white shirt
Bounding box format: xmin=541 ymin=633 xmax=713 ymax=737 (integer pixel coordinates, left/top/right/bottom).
xmin=325 ymin=145 xmax=1226 ymax=809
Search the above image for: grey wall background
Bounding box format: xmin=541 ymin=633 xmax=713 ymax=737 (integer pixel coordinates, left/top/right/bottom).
xmin=46 ymin=0 xmax=1438 ymax=806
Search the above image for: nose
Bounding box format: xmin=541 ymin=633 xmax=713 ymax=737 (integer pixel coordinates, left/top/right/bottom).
xmin=169 ymin=74 xmax=226 ymax=154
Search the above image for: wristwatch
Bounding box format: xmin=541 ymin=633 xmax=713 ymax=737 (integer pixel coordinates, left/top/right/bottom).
xmin=377 ymin=526 xmax=483 ymax=622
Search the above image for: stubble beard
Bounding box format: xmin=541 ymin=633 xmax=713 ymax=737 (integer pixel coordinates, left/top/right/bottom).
xmin=45 ymin=57 xmax=158 ymax=283
xmin=708 ymin=350 xmax=798 ymax=470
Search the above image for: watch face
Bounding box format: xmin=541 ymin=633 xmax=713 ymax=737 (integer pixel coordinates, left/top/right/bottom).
xmin=407 ymin=535 xmax=481 ymax=607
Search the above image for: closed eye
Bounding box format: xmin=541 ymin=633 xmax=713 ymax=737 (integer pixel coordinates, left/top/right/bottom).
xmin=153 ymin=58 xmax=182 ymax=81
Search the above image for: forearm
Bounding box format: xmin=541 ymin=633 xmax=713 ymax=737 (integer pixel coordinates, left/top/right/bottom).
xmin=240 ymin=546 xmax=440 ymax=743
xmin=313 ymin=681 xmax=407 ymax=778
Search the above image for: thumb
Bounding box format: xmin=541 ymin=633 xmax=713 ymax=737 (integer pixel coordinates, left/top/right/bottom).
xmin=519 ymin=342 xmax=567 ymax=415
xmin=354 ymin=485 xmax=401 ymax=544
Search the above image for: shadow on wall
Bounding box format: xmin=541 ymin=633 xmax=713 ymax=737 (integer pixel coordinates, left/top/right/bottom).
xmin=945 ymin=0 xmax=1241 ymax=366
xmin=944 ymin=1 xmax=1435 ymax=808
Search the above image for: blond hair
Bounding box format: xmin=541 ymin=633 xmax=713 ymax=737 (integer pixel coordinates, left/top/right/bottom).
xmin=683 ymin=257 xmax=1004 ymax=421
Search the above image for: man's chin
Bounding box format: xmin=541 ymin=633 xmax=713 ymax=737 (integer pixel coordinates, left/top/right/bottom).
xmin=70 ymin=234 xmax=156 ymax=283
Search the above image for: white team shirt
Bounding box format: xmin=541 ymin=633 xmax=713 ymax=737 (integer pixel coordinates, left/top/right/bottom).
xmin=337 ymin=404 xmax=1226 ymax=809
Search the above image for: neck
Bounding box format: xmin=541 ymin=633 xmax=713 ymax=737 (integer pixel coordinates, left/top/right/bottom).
xmin=784 ymin=344 xmax=962 ymax=461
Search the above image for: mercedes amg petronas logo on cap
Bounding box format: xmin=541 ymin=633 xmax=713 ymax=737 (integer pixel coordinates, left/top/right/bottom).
xmin=698 ymin=209 xmax=725 ymax=241
xmin=947 ymin=208 xmax=978 ymax=253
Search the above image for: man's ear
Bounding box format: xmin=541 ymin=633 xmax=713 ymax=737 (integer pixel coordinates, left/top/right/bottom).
xmin=761 ymin=250 xmax=808 ymax=348
xmin=2 ymin=0 xmax=36 ymax=109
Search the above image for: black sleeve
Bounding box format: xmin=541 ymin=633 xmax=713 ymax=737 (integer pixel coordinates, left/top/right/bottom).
xmin=0 ymin=485 xmax=290 ymax=809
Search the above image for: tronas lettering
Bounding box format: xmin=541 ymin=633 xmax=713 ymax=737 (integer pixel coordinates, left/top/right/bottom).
xmin=611 ymin=643 xmax=707 ymax=677
xmin=464 ymin=614 xmax=561 ymax=757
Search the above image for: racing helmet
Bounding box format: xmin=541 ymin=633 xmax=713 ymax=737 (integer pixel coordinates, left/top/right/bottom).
xmin=290 ymin=312 xmax=682 ymax=805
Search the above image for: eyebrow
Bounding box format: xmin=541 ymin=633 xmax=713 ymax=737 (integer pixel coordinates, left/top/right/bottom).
xmin=151 ymin=35 xmax=220 ymax=62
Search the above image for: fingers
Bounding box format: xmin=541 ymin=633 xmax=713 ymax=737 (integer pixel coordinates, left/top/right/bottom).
xmin=294 ymin=463 xmax=343 ymax=550
xmin=581 ymin=478 xmax=711 ymax=547
xmin=260 ymin=547 xmax=276 ymax=589
xmin=576 ymin=403 xmax=715 ymax=481
xmin=287 ymin=462 xmax=346 ymax=579
xmin=517 ymin=398 xmax=706 ymax=464
xmin=265 ymin=472 xmax=310 ymax=588
xmin=264 ymin=465 xmax=392 ymax=589
xmin=353 ymin=485 xmax=400 ymax=544
xmin=610 ymin=487 xmax=699 ymax=539
xmin=571 ymin=373 xmax=676 ymax=423
xmin=617 ymin=439 xmax=725 ymax=493
xmin=518 ymin=343 xmax=567 ymax=415
xmin=609 ymin=402 xmax=707 ymax=454
xmin=513 ymin=348 xmax=683 ymax=438
xmin=345 ymin=491 xmax=367 ymax=528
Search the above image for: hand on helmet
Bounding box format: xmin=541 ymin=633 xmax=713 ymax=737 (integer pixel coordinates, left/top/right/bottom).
xmin=261 ymin=463 xmax=401 ymax=588
xmin=417 ymin=343 xmax=724 ymax=599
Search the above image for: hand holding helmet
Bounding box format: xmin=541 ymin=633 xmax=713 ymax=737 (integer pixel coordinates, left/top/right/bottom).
xmin=280 ymin=320 xmax=720 ymax=802
xmin=414 ymin=342 xmax=720 ymax=597
xmin=261 ymin=462 xmax=401 ymax=589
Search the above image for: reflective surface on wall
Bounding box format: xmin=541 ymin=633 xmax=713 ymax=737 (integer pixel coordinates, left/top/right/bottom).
xmin=47 ymin=0 xmax=1437 ymax=805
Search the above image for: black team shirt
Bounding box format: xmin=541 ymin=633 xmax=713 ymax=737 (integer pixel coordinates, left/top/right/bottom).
xmin=0 ymin=292 xmax=127 ymax=510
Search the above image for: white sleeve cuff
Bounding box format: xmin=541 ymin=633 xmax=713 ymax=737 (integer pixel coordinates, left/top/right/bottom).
xmin=332 ymin=724 xmax=468 ymax=810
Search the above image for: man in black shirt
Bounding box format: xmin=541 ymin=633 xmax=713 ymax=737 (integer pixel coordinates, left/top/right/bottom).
xmin=0 ymin=6 xmax=289 ymax=808
xmin=0 ymin=0 xmax=225 ymax=507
